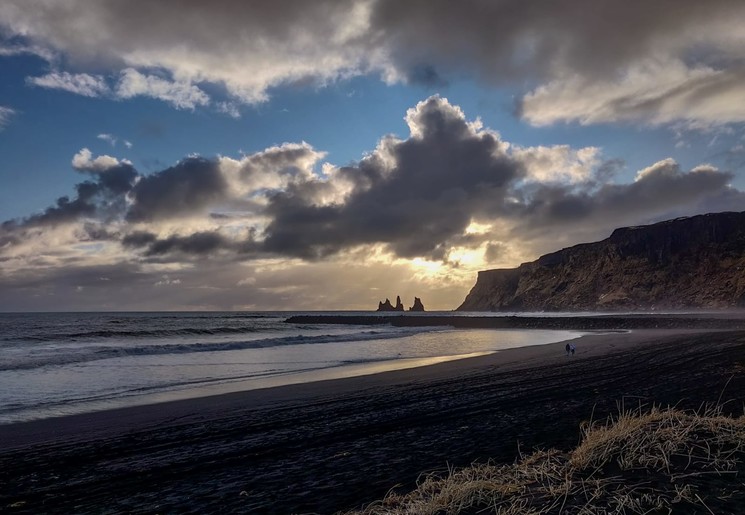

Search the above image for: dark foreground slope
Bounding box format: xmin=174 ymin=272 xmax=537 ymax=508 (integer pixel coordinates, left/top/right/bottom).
xmin=2 ymin=330 xmax=745 ymax=513
xmin=458 ymin=211 xmax=745 ymax=311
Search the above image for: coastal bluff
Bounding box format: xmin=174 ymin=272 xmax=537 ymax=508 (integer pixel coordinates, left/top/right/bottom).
xmin=458 ymin=211 xmax=745 ymax=311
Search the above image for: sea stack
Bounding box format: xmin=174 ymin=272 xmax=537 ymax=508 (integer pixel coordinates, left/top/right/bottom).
xmin=376 ymin=296 xmax=407 ymax=311
xmin=394 ymin=296 xmax=404 ymax=311
xmin=408 ymin=297 xmax=425 ymax=311
xmin=377 ymin=298 xmax=395 ymax=311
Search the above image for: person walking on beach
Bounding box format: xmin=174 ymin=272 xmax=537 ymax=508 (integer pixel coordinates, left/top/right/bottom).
xmin=565 ymin=343 xmax=571 ymax=356
xmin=570 ymin=344 xmax=576 ymax=356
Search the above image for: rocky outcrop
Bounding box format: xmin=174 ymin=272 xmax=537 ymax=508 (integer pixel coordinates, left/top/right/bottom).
xmin=377 ymin=296 xmax=405 ymax=311
xmin=458 ymin=211 xmax=745 ymax=311
xmin=409 ymin=297 xmax=425 ymax=311
xmin=377 ymin=299 xmax=395 ymax=311
xmin=377 ymin=296 xmax=425 ymax=311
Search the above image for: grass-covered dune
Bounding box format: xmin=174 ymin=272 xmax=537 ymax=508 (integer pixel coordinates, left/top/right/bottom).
xmin=352 ymin=406 xmax=745 ymax=514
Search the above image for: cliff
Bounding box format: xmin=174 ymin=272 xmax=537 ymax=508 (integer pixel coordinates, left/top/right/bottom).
xmin=458 ymin=211 xmax=745 ymax=311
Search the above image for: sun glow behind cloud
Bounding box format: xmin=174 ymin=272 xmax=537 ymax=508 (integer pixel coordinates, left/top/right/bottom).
xmin=2 ymin=93 xmax=745 ymax=310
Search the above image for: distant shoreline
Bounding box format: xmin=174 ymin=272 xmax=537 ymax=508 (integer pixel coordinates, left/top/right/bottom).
xmin=286 ymin=313 xmax=745 ymax=330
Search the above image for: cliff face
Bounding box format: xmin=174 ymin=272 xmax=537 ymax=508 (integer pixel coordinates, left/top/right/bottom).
xmin=458 ymin=212 xmax=745 ymax=311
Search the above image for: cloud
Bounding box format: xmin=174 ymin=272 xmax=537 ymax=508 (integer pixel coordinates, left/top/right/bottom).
xmin=521 ymin=59 xmax=745 ymax=128
xmin=121 ymin=230 xmax=255 ymax=257
xmin=27 ymin=71 xmax=110 ymax=97
xmin=219 ymin=142 xmax=327 ymax=197
xmin=72 ymin=148 xmax=126 ymax=172
xmin=0 ymin=0 xmax=375 ymax=105
xmin=154 ymin=275 xmax=181 ymax=286
xmin=0 ymin=106 xmax=15 ymax=129
xmin=5 ymin=95 xmax=743 ymax=262
xmin=4 ymin=0 xmax=745 ymax=126
xmin=125 ymin=157 xmax=228 ymax=222
xmin=96 ymin=133 xmax=133 ymax=148
xmin=97 ymin=133 xmax=116 ymax=146
xmin=258 ymin=97 xmax=745 ymax=261
xmin=25 ymin=68 xmax=210 ymax=110
xmin=512 ymin=145 xmax=601 ymax=184
xmin=216 ymin=101 xmax=241 ymax=119
xmin=374 ymin=0 xmax=745 ymax=128
xmin=114 ymin=68 xmax=210 ymax=109
xmin=0 ymin=41 xmax=55 ymax=61
xmin=3 ymin=150 xmax=136 ymax=230
xmin=261 ymin=96 xmax=521 ymax=260
xmin=2 ymin=96 xmax=745 ymax=309
xmin=510 ymin=158 xmax=743 ymax=250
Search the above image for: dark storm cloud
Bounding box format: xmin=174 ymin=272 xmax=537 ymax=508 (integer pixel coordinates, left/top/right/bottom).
xmin=371 ymin=0 xmax=742 ymax=82
xmin=3 ymin=162 xmax=137 ymax=230
xmin=121 ymin=231 xmax=158 ymax=248
xmin=93 ymin=163 xmax=139 ymax=195
xmin=144 ymin=232 xmax=230 ymax=256
xmin=512 ymin=160 xmax=743 ymax=243
xmin=123 ymin=230 xmax=230 ymax=256
xmin=126 ymin=157 xmax=227 ymax=222
xmin=256 ymin=99 xmax=745 ymax=261
xmin=121 ymin=229 xmax=261 ymax=258
xmin=25 ymin=194 xmax=96 ymax=226
xmin=0 ymin=156 xmax=228 ymax=235
xmin=262 ymin=96 xmax=523 ymax=259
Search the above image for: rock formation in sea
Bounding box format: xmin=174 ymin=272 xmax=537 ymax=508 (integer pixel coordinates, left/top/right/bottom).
xmin=377 ymin=296 xmax=406 ymax=311
xmin=409 ymin=297 xmax=425 ymax=311
xmin=458 ymin=211 xmax=745 ymax=311
xmin=377 ymin=298 xmax=394 ymax=311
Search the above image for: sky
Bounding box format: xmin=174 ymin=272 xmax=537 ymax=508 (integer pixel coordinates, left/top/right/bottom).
xmin=2 ymin=1 xmax=745 ymax=311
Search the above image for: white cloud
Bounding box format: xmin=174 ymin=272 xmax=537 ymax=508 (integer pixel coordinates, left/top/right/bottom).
xmin=154 ymin=275 xmax=181 ymax=286
xmin=0 ymin=42 xmax=55 ymax=61
xmin=512 ymin=145 xmax=600 ymax=184
xmin=522 ymin=59 xmax=745 ymax=128
xmin=219 ymin=142 xmax=327 ymax=198
xmin=97 ymin=133 xmax=117 ymax=146
xmin=114 ymin=68 xmax=210 ymax=109
xmin=216 ymin=101 xmax=241 ymax=119
xmin=71 ymin=148 xmax=125 ymax=172
xmin=0 ymin=106 xmax=16 ymax=129
xmin=27 ymin=71 xmax=109 ymax=97
xmin=0 ymin=1 xmax=381 ymax=106
xmin=96 ymin=133 xmax=133 ymax=149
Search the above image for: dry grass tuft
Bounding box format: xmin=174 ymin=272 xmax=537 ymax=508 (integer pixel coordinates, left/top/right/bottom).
xmin=348 ymin=406 xmax=745 ymax=514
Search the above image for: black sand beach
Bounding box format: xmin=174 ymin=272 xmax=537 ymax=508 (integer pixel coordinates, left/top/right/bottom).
xmin=2 ymin=323 xmax=745 ymax=513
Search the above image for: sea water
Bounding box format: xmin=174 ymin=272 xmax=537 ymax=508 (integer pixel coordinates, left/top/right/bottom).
xmin=0 ymin=312 xmax=583 ymax=423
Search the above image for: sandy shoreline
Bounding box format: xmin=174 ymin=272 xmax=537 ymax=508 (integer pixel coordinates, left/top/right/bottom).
xmin=0 ymin=329 xmax=659 ymax=448
xmin=2 ymin=327 xmax=745 ymax=512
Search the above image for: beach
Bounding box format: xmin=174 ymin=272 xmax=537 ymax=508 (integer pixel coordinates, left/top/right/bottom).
xmin=2 ymin=326 xmax=745 ymax=513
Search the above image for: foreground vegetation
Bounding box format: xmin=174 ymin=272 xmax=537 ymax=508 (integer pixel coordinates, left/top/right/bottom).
xmin=351 ymin=405 xmax=745 ymax=514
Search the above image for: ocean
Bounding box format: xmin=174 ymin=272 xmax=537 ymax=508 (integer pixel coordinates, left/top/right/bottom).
xmin=0 ymin=312 xmax=583 ymax=424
